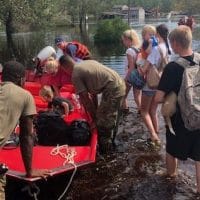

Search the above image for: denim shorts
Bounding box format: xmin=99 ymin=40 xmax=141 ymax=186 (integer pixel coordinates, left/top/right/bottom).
xmin=142 ymin=90 xmax=156 ymax=97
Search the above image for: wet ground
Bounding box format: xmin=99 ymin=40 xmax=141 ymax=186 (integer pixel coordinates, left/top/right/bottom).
xmin=66 ymin=103 xmax=199 ymax=200
xmin=4 ymin=102 xmax=199 ymax=200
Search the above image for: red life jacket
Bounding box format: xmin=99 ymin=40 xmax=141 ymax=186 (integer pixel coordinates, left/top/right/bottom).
xmin=62 ymin=41 xmax=91 ymax=60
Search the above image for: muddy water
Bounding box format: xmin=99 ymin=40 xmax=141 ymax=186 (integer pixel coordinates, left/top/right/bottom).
xmin=66 ymin=104 xmax=198 ymax=200
xmin=67 ymin=26 xmax=200 ymax=198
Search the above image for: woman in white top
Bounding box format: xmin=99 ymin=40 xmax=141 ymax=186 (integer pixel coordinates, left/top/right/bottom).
xmin=121 ymin=29 xmax=141 ymax=113
xmin=139 ymin=24 xmax=171 ymax=145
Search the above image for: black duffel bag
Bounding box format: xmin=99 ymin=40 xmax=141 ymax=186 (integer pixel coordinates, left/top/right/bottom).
xmin=34 ymin=111 xmax=91 ymax=146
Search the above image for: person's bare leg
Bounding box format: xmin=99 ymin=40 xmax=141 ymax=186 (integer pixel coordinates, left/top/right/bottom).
xmin=166 ymin=152 xmax=178 ymax=177
xmin=133 ymin=88 xmax=142 ymax=112
xmin=195 ymin=161 xmax=200 ymax=193
xmin=150 ymin=95 xmax=159 ymax=134
xmin=122 ymin=82 xmax=131 ymax=110
xmin=140 ymin=93 xmax=159 ymax=141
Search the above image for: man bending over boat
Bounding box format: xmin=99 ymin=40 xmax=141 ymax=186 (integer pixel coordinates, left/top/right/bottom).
xmin=59 ymin=55 xmax=126 ymax=154
xmin=0 ymin=61 xmax=50 ymax=198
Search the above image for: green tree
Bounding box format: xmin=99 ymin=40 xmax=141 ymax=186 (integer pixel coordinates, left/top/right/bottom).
xmin=28 ymin=0 xmax=58 ymax=28
xmin=94 ymin=18 xmax=129 ymax=44
xmin=0 ymin=0 xmax=59 ymax=57
xmin=0 ymin=0 xmax=31 ymax=57
xmin=173 ymin=0 xmax=200 ymax=14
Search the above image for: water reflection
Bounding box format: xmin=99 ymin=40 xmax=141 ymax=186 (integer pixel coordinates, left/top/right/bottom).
xmin=0 ymin=19 xmax=200 ymax=67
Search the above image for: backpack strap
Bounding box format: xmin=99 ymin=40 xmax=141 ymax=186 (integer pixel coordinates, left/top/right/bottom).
xmin=175 ymin=52 xmax=200 ymax=69
xmin=157 ymin=46 xmax=164 ymax=59
xmin=193 ymin=52 xmax=200 ymax=65
xmin=131 ymin=46 xmax=140 ymax=54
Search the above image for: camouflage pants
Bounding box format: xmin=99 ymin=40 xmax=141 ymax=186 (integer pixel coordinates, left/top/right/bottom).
xmin=0 ymin=175 xmax=5 ymax=200
xmin=96 ymin=87 xmax=124 ymax=138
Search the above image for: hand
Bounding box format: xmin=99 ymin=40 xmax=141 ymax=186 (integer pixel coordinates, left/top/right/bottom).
xmin=148 ymin=38 xmax=153 ymax=44
xmin=27 ymin=169 xmax=52 ymax=179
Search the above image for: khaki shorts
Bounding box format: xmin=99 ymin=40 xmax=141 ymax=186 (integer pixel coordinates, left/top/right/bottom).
xmin=0 ymin=175 xmax=5 ymax=200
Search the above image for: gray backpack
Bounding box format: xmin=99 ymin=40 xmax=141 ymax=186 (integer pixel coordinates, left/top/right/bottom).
xmin=175 ymin=52 xmax=200 ymax=131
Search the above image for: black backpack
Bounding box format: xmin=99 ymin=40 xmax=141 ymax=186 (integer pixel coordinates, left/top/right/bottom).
xmin=34 ymin=111 xmax=91 ymax=146
xmin=69 ymin=120 xmax=91 ymax=146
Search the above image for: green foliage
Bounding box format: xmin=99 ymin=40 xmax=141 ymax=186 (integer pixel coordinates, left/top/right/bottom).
xmin=0 ymin=0 xmax=31 ymax=25
xmin=94 ymin=18 xmax=129 ymax=44
xmin=173 ymin=0 xmax=200 ymax=14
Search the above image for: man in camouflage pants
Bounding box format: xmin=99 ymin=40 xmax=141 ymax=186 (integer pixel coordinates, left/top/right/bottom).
xmin=59 ymin=55 xmax=126 ymax=154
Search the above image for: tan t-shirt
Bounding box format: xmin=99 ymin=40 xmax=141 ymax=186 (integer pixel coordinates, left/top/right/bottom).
xmin=0 ymin=82 xmax=36 ymax=147
xmin=72 ymin=60 xmax=125 ymax=97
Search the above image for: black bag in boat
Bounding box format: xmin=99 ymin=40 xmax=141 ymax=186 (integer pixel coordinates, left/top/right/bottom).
xmin=35 ymin=111 xmax=91 ymax=146
xmin=69 ymin=119 xmax=91 ymax=146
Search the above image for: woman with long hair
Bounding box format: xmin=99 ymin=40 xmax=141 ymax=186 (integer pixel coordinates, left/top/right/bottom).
xmin=121 ymin=29 xmax=141 ymax=114
xmin=140 ymin=24 xmax=171 ymax=146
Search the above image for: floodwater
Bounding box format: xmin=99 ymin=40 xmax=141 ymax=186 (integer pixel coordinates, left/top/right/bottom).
xmin=1 ymin=18 xmax=200 ymax=199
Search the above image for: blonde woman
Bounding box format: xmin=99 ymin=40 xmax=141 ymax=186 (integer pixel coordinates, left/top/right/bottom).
xmin=44 ymin=57 xmax=72 ymax=90
xmin=139 ymin=24 xmax=170 ymax=146
xmin=121 ymin=29 xmax=141 ymax=114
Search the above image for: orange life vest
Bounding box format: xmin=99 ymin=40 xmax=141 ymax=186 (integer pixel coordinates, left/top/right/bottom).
xmin=62 ymin=41 xmax=91 ymax=60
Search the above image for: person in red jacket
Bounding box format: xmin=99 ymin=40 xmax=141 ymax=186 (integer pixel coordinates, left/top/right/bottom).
xmin=55 ymin=36 xmax=92 ymax=61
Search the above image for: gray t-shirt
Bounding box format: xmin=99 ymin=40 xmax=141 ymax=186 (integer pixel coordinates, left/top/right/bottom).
xmin=72 ymin=60 xmax=125 ymax=97
xmin=0 ymin=82 xmax=36 ymax=147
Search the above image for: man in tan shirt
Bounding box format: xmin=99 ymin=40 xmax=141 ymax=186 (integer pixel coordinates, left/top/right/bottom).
xmin=0 ymin=61 xmax=50 ymax=199
xmin=59 ymin=55 xmax=126 ymax=154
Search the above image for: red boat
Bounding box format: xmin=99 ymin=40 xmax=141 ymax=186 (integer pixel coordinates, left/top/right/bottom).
xmin=0 ymin=81 xmax=98 ymax=199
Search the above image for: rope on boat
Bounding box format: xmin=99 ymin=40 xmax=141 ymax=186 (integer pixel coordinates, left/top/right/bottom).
xmin=50 ymin=145 xmax=77 ymax=200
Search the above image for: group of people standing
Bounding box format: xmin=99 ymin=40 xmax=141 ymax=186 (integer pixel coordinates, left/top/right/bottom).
xmin=122 ymin=23 xmax=171 ymax=146
xmin=0 ymin=20 xmax=200 ymax=198
xmin=122 ymin=23 xmax=200 ymax=194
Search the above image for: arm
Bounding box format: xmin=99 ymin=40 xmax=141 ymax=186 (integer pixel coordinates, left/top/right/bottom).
xmin=61 ymin=102 xmax=70 ymax=116
xmin=19 ymin=115 xmax=50 ymax=178
xmin=138 ymin=59 xmax=151 ymax=75
xmin=90 ymin=93 xmax=98 ymax=110
xmin=19 ymin=115 xmax=34 ymax=177
xmin=145 ymin=39 xmax=153 ymax=55
xmin=79 ymin=91 xmax=97 ymax=120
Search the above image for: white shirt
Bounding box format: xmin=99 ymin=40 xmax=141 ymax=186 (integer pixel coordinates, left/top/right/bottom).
xmin=124 ymin=47 xmax=137 ymax=74
xmin=147 ymin=43 xmax=167 ymax=67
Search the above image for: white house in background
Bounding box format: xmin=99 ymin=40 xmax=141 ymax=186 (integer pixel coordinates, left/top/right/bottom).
xmin=112 ymin=5 xmax=129 ymax=13
xmin=100 ymin=5 xmax=145 ymax=21
xmin=112 ymin=5 xmax=145 ymax=20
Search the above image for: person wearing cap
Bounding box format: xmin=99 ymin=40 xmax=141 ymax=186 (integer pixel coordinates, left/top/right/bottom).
xmin=55 ymin=36 xmax=92 ymax=61
xmin=0 ymin=61 xmax=50 ymax=199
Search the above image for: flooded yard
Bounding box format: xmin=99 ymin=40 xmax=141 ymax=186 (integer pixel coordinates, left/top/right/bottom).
xmin=66 ymin=102 xmax=198 ymax=200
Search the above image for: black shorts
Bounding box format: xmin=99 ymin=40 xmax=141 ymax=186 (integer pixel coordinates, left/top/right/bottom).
xmin=166 ymin=126 xmax=200 ymax=161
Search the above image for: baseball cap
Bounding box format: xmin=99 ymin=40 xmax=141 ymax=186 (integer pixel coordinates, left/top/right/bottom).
xmin=55 ymin=36 xmax=64 ymax=44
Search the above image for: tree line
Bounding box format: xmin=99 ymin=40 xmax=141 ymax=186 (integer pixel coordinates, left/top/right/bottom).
xmin=0 ymin=0 xmax=199 ymax=57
